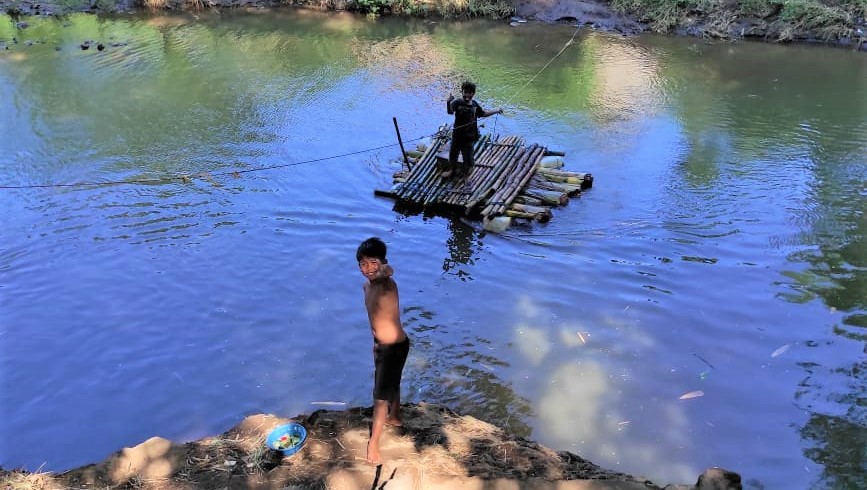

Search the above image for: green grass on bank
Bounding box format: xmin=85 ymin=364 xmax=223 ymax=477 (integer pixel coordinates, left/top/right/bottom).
xmin=610 ymin=0 xmax=867 ymax=39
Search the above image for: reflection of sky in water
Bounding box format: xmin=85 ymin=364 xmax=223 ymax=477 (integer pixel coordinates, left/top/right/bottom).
xmin=506 ymin=292 xmax=698 ymax=483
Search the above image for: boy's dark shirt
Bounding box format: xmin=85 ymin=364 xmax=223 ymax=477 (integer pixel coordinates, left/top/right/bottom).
xmin=449 ymin=98 xmax=484 ymax=141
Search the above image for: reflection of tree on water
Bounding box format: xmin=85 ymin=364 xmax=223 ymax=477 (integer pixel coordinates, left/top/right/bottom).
xmin=779 ymin=152 xmax=867 ymax=488
xmin=401 ymin=305 xmax=534 ymax=438
xmin=442 ymin=218 xmax=482 ymax=280
xmin=786 ymin=243 xmax=866 ymax=487
xmin=796 ymin=359 xmax=867 ymax=490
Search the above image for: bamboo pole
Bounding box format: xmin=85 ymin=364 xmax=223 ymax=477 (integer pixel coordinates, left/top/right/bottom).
xmin=453 ymin=136 xmax=520 ymax=207
xmin=509 ymin=202 xmax=552 ymax=215
xmin=499 ymin=146 xmax=546 ymax=213
xmin=483 ymin=145 xmax=543 ymax=216
xmin=523 ymin=188 xmax=568 ymax=206
xmin=508 ymin=203 xmax=552 ymax=222
xmin=393 ymin=117 xmax=409 ymax=168
xmin=397 ymin=132 xmax=443 ymax=200
xmin=418 ymin=136 xmax=484 ymax=205
xmin=537 ymin=169 xmax=589 ymax=184
xmin=500 ymin=145 xmax=543 ymax=205
xmin=451 ymin=137 xmax=502 ymax=204
xmin=480 ymin=147 xmax=534 ymax=216
xmin=504 ymin=210 xmax=538 ymax=220
xmin=462 ymin=136 xmax=523 ymax=207
xmin=470 ymin=143 xmax=535 ymax=213
xmin=403 ymin=133 xmax=448 ymax=201
xmin=537 ymin=168 xmax=589 ymax=179
xmin=489 ymin=146 xmax=546 ymax=215
xmin=530 ymin=175 xmax=583 ymax=196
xmin=423 ymin=135 xmax=491 ymax=206
xmin=514 ymin=195 xmax=544 ymax=206
xmin=444 ymin=135 xmax=498 ymax=205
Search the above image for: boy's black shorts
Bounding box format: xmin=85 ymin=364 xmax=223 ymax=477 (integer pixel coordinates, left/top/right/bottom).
xmin=373 ymin=336 xmax=410 ymax=402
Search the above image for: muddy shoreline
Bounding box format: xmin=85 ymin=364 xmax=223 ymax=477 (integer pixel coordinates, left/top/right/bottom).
xmin=2 ymin=0 xmax=866 ymax=51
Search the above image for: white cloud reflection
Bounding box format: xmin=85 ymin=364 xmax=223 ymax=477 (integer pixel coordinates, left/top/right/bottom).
xmin=509 ymin=296 xmax=699 ymax=484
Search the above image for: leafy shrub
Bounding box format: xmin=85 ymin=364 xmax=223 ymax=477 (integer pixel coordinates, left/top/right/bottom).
xmin=355 ymin=0 xmax=391 ymax=14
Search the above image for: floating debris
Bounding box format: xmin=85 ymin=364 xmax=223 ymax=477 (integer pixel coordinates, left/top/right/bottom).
xmin=678 ymin=390 xmax=705 ymax=400
xmin=771 ymin=344 xmax=791 ymax=358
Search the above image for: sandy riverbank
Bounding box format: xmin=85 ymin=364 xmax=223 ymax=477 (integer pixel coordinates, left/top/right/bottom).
xmin=0 ymin=403 xmax=743 ymax=489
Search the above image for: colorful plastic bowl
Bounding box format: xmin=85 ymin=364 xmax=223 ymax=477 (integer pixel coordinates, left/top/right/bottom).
xmin=266 ymin=422 xmax=308 ymax=456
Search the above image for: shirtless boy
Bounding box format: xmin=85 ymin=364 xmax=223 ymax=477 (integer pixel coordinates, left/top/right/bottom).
xmin=356 ymin=237 xmax=410 ymax=465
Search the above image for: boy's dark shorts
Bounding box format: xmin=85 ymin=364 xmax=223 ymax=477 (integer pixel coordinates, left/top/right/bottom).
xmin=373 ymin=336 xmax=410 ymax=402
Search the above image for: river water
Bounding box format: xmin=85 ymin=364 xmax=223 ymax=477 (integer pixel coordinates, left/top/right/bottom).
xmin=1 ymin=9 xmax=865 ymax=489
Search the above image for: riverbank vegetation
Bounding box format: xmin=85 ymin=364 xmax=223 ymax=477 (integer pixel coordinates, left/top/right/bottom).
xmin=1 ymin=0 xmax=864 ymax=50
xmin=611 ymin=0 xmax=866 ymax=41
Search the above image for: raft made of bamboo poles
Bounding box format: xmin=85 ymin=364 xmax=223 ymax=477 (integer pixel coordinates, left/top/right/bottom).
xmin=375 ymin=128 xmax=593 ymax=232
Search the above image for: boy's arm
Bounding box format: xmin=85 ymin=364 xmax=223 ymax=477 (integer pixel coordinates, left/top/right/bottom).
xmin=480 ymin=103 xmax=503 ymax=118
xmin=447 ymin=95 xmax=455 ymax=114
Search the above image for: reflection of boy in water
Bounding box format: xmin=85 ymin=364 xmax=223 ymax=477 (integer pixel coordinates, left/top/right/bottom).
xmin=356 ymin=237 xmax=410 ymax=465
xmin=444 ymin=80 xmax=503 ymax=179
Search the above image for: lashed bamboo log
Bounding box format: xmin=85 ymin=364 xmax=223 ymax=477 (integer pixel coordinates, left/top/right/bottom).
xmin=467 ymin=137 xmax=523 ymax=195
xmin=539 ymin=168 xmax=593 ymax=189
xmin=474 ymin=144 xmax=537 ymax=214
xmin=398 ymin=134 xmax=444 ymax=200
xmin=480 ymin=152 xmax=534 ymax=216
xmin=444 ymin=134 xmax=492 ymax=203
xmin=456 ymin=136 xmax=522 ymax=207
xmin=482 ymin=145 xmax=544 ymax=217
xmin=420 ymin=135 xmax=490 ymax=206
xmin=523 ymin=188 xmax=568 ymax=206
xmin=537 ymin=169 xmax=589 ymax=185
xmin=509 ymin=202 xmax=552 ymax=215
xmin=404 ymin=125 xmax=451 ymax=195
xmin=405 ymin=134 xmax=450 ymax=201
xmin=443 ymin=137 xmax=503 ymax=205
xmin=514 ymin=195 xmax=544 ymax=206
xmin=537 ymin=168 xmax=589 ymax=179
xmin=499 ymin=146 xmax=546 ymax=214
xmin=504 ymin=210 xmax=538 ymax=220
xmin=550 ymin=182 xmax=583 ymax=195
xmin=399 ymin=132 xmax=442 ymax=187
xmin=530 ymin=176 xmax=582 ymax=196
xmin=508 ymin=203 xmax=552 ymax=222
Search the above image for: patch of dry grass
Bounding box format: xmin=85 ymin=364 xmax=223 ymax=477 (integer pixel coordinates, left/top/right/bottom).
xmin=1 ymin=470 xmax=60 ymax=490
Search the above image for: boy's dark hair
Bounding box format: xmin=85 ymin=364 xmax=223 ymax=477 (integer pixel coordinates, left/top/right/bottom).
xmin=357 ymin=237 xmax=387 ymax=263
xmin=461 ymin=81 xmax=476 ymax=94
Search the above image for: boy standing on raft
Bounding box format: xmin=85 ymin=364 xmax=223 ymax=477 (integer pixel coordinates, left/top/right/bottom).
xmin=443 ymin=80 xmax=503 ymax=179
xmin=356 ymin=237 xmax=410 ymax=465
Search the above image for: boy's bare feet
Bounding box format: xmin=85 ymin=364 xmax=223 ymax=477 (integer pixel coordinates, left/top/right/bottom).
xmin=385 ymin=418 xmax=403 ymax=427
xmin=366 ymin=441 xmax=383 ymax=465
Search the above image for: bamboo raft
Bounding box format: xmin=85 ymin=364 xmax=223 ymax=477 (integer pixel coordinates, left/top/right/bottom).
xmin=376 ymin=125 xmax=593 ymax=230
